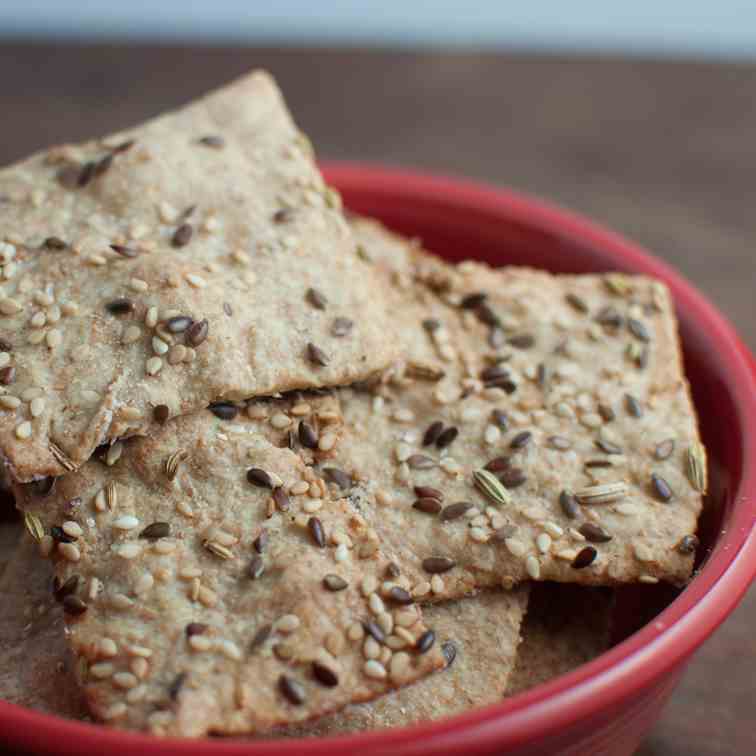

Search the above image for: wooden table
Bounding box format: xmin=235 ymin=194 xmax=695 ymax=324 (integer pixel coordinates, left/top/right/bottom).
xmin=0 ymin=42 xmax=753 ymax=755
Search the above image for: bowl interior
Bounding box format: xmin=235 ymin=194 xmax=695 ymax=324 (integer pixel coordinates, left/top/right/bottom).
xmin=336 ymin=170 xmax=737 ymax=644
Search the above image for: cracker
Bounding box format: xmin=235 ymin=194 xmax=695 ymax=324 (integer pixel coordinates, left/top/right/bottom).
xmin=278 ymin=586 xmax=528 ymax=736
xmin=507 ymin=582 xmax=613 ymax=694
xmin=0 ymin=532 xmax=88 ymax=718
xmin=305 ymin=218 xmax=703 ymax=594
xmin=0 ymin=71 xmax=395 ymax=482
xmin=14 ymin=401 xmax=444 ymax=736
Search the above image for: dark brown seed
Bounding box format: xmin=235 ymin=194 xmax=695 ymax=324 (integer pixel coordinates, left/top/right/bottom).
xmin=323 ymin=467 xmax=352 ymax=490
xmin=654 ymin=439 xmax=675 ymax=461
xmin=460 ymin=292 xmax=487 ymax=309
xmin=32 ymin=476 xmax=56 ymax=497
xmin=43 ymin=236 xmax=67 ymax=251
xmin=638 ymin=345 xmax=650 ymax=370
xmin=598 ymin=403 xmax=615 ymax=422
xmin=250 ymin=624 xmax=272 ymax=651
xmin=484 ymin=457 xmax=510 ymax=473
xmin=140 ymin=522 xmax=170 ymax=539
xmin=385 ymin=562 xmax=401 ymax=579
xmin=488 ymin=326 xmax=507 ymax=349
xmin=185 ymin=623 xmax=207 ymax=637
xmin=306 ymin=342 xmax=329 ymax=367
xmin=54 ymin=574 xmax=79 ymax=601
xmin=565 ymin=292 xmax=589 ymax=313
xmin=595 ymin=306 xmax=623 ymax=328
xmin=169 ymin=672 xmax=187 ymax=701
xmin=549 ymin=435 xmax=571 ymax=451
xmin=651 ymin=473 xmax=674 ymax=502
xmin=306 ymin=288 xmax=328 ymax=310
xmin=273 ymin=487 xmax=290 ymax=512
xmin=585 ymin=459 xmax=613 ymax=469
xmin=407 ymin=454 xmax=435 ymax=470
xmin=435 ymin=426 xmax=459 ymax=449
xmin=441 ymin=640 xmax=458 ymax=667
xmin=423 ymin=421 xmax=444 ymax=447
xmin=172 ymin=223 xmax=193 ymax=248
xmin=331 ymin=317 xmax=354 ymax=337
xmin=508 ymin=333 xmax=536 ymax=350
xmin=480 ymin=365 xmax=510 ymax=383
xmin=56 ymin=164 xmax=81 ymax=188
xmin=298 ymin=421 xmax=318 ymax=449
xmin=422 ymin=556 xmax=456 ymax=574
xmin=153 ymin=404 xmax=170 ymax=424
xmin=273 ymin=208 xmax=294 ymax=224
xmin=572 ymin=546 xmax=598 ymax=569
xmin=579 ymin=523 xmax=613 ymax=543
xmin=77 ymin=161 xmax=96 ymax=187
xmin=308 ymin=517 xmax=326 ymax=548
xmin=440 ymin=502 xmax=473 ymax=521
xmin=112 ymin=139 xmax=135 ymax=154
xmin=595 ymin=438 xmax=623 ymax=455
xmin=164 ymin=315 xmax=193 ymax=333
xmin=676 ymin=534 xmax=699 ymax=555
xmin=105 ymin=298 xmax=135 ymax=315
xmin=184 ymin=318 xmax=208 ymax=347
xmin=0 ymin=339 xmax=11 ymax=352
xmin=109 ymin=243 xmax=139 ymax=258
xmin=286 ymin=429 xmax=297 ymax=450
xmin=416 ymin=629 xmax=436 ymax=654
xmin=624 ymin=394 xmax=643 ymax=418
xmin=388 ymin=587 xmax=414 ymax=605
xmin=312 ymin=662 xmax=339 ymax=688
xmin=414 ymin=497 xmax=443 ymax=515
xmin=247 ymin=467 xmax=272 ymax=488
xmin=560 ymin=490 xmax=581 ymax=519
xmin=500 ymin=468 xmax=527 ymax=488
xmin=253 ymin=529 xmax=268 ymax=554
xmin=209 ymin=402 xmax=238 ymax=420
xmin=93 ymin=153 xmax=114 ymax=177
xmin=50 ymin=526 xmax=75 ymax=544
xmin=223 ymin=302 xmax=233 ymax=316
xmin=490 ymin=409 xmax=509 ymax=430
xmin=491 ymin=524 xmax=517 ymax=541
xmin=323 ymin=574 xmax=348 ymax=591
xmin=510 ymin=430 xmax=532 ymax=450
xmin=422 ymin=318 xmax=441 ymax=333
xmin=62 ymin=595 xmax=87 ymax=615
xmin=536 ymin=363 xmax=548 ymax=388
xmin=198 ymin=135 xmax=225 ymax=148
xmin=628 ymin=318 xmax=650 ymax=342
xmin=248 ymin=556 xmax=265 ymax=580
xmin=475 ymin=303 xmax=500 ymax=327
xmin=363 ymin=620 xmax=386 ymax=644
xmin=414 ymin=486 xmax=443 ymax=501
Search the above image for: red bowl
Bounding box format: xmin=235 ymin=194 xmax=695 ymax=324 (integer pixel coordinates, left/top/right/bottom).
xmin=2 ymin=163 xmax=755 ymax=756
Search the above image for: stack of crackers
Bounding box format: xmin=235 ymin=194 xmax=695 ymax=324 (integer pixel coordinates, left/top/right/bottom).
xmin=0 ymin=71 xmax=705 ymax=738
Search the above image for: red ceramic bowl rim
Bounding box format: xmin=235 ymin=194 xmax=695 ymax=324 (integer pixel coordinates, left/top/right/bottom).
xmin=3 ymin=162 xmax=755 ymax=755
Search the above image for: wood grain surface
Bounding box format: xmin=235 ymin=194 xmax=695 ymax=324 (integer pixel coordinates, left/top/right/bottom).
xmin=0 ymin=42 xmax=753 ymax=755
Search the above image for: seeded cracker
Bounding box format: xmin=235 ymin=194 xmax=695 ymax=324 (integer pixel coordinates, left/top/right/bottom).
xmin=0 ymin=531 xmax=88 ymax=718
xmin=0 ymin=71 xmax=395 ymax=482
xmin=305 ymin=218 xmax=704 ymax=593
xmin=14 ymin=403 xmax=444 ymax=735
xmin=275 ymin=586 xmax=528 ymax=736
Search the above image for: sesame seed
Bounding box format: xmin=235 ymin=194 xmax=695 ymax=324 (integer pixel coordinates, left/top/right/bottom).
xmin=579 ymin=522 xmax=612 ymax=543
xmin=145 ymin=357 xmax=163 ymax=375
xmin=90 ymin=662 xmax=115 ymax=679
xmin=279 ymin=675 xmax=306 ymax=705
xmin=318 ymin=431 xmax=337 ymax=451
xmin=15 ymin=421 xmax=32 ymax=439
xmin=58 ymin=542 xmax=81 ymax=562
xmin=525 ymin=555 xmax=541 ymax=579
xmin=62 ymin=521 xmax=83 ymax=538
xmin=0 ymin=395 xmax=20 ymax=410
xmin=363 ymin=660 xmax=387 ymax=679
xmin=185 ymin=273 xmax=206 ymax=288
xmin=116 ymin=543 xmax=142 ymax=560
xmin=651 ymin=473 xmax=674 ymax=502
xmin=172 ymin=223 xmax=193 ymax=247
xmin=113 ymin=515 xmax=140 ymax=531
xmin=536 ymin=533 xmax=552 ymax=553
xmin=306 ymin=342 xmax=329 ymax=367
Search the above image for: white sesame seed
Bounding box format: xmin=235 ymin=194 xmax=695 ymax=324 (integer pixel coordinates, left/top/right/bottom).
xmin=122 ymin=325 xmax=142 ymax=344
xmin=291 ymin=403 xmax=311 ymax=416
xmin=439 ymin=457 xmax=462 ymax=475
xmin=303 ymin=498 xmax=322 ymax=514
xmin=189 ymin=634 xmax=212 ymax=652
xmin=361 ymin=575 xmax=378 ymax=596
xmin=484 ymin=424 xmax=501 ymax=445
xmin=395 ymin=442 xmax=412 ymax=463
xmin=429 ymin=575 xmax=445 ymax=594
xmin=29 ymin=398 xmax=45 ymax=417
xmin=130 ymin=658 xmax=149 ymax=683
xmin=129 ymin=278 xmax=148 ymax=292
xmin=30 ymin=311 xmax=46 ymax=328
xmin=90 ymin=663 xmax=114 ymax=679
xmin=185 ymin=273 xmax=207 ymax=288
xmin=176 ymin=500 xmax=194 ymax=518
xmin=46 ymin=329 xmax=62 ymax=349
xmin=369 ymin=593 xmax=386 ymax=615
xmin=120 ymin=405 xmax=143 ymax=422
xmin=393 ymin=407 xmax=415 ymax=423
xmin=217 ymin=639 xmax=243 ymax=661
xmin=106 ymin=441 xmax=123 ymax=466
xmin=580 ymin=412 xmax=603 ymax=429
xmin=27 ymin=331 xmax=45 ymax=345
xmin=153 ymin=539 xmax=176 ymax=555
xmin=146 ymin=356 xmax=163 ymax=376
xmin=198 ymin=585 xmax=217 ymax=607
xmin=363 ymin=660 xmax=387 ymax=679
xmin=62 ymin=521 xmax=83 ymax=538
xmin=394 ymin=608 xmax=418 ymax=628
xmin=145 ymin=306 xmax=159 ymax=328
xmin=569 ymin=528 xmax=587 ymax=542
xmin=15 ymin=421 xmax=32 ymax=439
xmin=0 ymin=395 xmax=20 ymax=410
xmin=318 ymin=432 xmax=337 ymax=451
xmin=58 ymin=542 xmax=80 ymax=562
xmin=110 ymin=593 xmax=134 ymax=611
xmin=347 ymin=622 xmax=365 ymax=642
xmin=270 ymin=412 xmax=291 ymax=429
xmin=126 ymin=684 xmax=147 ymax=703
xmin=412 ymin=581 xmax=431 ymax=598
xmin=377 ymin=611 xmax=394 ymax=636
xmin=113 ymin=672 xmax=139 ymax=690
xmin=505 ymin=537 xmax=527 ymax=558
xmin=363 ymin=636 xmax=381 ymax=660
xmin=60 ymin=301 xmax=78 ymax=317
xmin=152 ymin=336 xmax=169 ymax=355
xmin=276 ymin=614 xmax=301 ymax=634
xmin=633 ymin=543 xmax=654 ymax=563
xmin=159 ymin=201 xmax=178 ymax=223
xmin=81 ymin=389 xmax=101 ymax=404
xmin=116 ymin=543 xmax=142 ymax=559
xmin=134 ymin=572 xmax=154 ymax=595
xmin=290 ymin=480 xmax=309 ymax=496
xmin=334 ymin=543 xmax=349 ymax=562
xmin=470 ymin=526 xmax=489 ymax=543
xmin=639 ymin=574 xmax=659 ymax=584
xmin=544 ymin=521 xmax=565 ymax=538
xmin=526 ymin=555 xmax=541 ymax=579
xmin=113 ymin=515 xmax=140 ymax=531
xmin=0 ymin=298 xmax=22 ymax=315
xmin=536 ymin=533 xmax=553 ymax=554
xmin=97 ymin=638 xmax=118 ymax=658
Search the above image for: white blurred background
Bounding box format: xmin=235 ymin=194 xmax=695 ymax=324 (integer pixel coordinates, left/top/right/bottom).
xmin=0 ymin=0 xmax=754 ymax=58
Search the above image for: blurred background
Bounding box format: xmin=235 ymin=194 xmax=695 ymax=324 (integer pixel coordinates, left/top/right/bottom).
xmin=0 ymin=3 xmax=754 ymax=754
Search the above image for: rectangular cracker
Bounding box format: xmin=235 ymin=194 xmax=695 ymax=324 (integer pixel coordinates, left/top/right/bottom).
xmin=0 ymin=531 xmax=89 ymax=718
xmin=506 ymin=582 xmax=613 ymax=695
xmin=14 ymin=399 xmax=444 ymax=736
xmin=277 ymin=586 xmax=528 ymax=736
xmin=291 ymin=218 xmax=704 ymax=596
xmin=0 ymin=71 xmax=395 ymax=482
